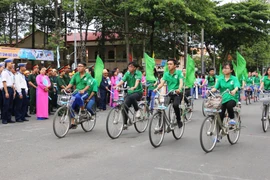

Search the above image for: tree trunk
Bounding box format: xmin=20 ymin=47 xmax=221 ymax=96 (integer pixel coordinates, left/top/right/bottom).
xmin=149 ymin=20 xmax=155 ymax=55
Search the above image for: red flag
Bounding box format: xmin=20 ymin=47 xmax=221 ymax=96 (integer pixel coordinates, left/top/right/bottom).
xmin=129 ymin=53 xmax=133 ymax=62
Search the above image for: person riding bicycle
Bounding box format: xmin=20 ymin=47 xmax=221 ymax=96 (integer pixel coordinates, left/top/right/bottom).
xmin=201 ymin=68 xmax=216 ymax=90
xmin=259 ymin=67 xmax=270 ymax=92
xmin=210 ymin=62 xmax=240 ymax=126
xmin=244 ymin=72 xmax=254 ymax=99
xmin=154 ymin=59 xmax=185 ymax=128
xmin=85 ymin=71 xmax=98 ymax=119
xmin=146 ymin=68 xmax=158 ymax=112
xmin=114 ymin=62 xmax=143 ymax=129
xmin=253 ymin=72 xmax=261 ymax=96
xmin=64 ymin=62 xmax=90 ymax=128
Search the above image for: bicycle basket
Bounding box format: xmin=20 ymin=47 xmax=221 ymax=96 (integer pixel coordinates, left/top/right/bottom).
xmin=57 ymin=95 xmax=71 ymax=106
xmin=205 ymin=95 xmax=222 ymax=110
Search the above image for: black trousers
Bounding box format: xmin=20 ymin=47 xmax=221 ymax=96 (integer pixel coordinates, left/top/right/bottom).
xmin=2 ymin=87 xmax=14 ymax=123
xmin=122 ymin=92 xmax=142 ymax=124
xmin=220 ymin=100 xmax=236 ymax=121
xmin=170 ymin=92 xmax=189 ymax=122
xmin=14 ymin=89 xmax=27 ymax=121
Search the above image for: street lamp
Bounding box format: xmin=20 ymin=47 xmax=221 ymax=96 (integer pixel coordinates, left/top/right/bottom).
xmin=74 ymin=0 xmax=77 ymax=68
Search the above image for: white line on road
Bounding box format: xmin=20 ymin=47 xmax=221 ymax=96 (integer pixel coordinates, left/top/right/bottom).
xmin=242 ymin=134 xmax=270 ymax=139
xmin=155 ymin=167 xmax=252 ymax=180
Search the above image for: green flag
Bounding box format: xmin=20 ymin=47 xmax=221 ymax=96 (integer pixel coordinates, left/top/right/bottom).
xmin=94 ymin=55 xmax=104 ymax=87
xmin=232 ymin=60 xmax=238 ymax=78
xmin=219 ymin=63 xmax=223 ymax=76
xmin=185 ymin=55 xmax=196 ymax=88
xmin=164 ymin=62 xmax=169 ymax=73
xmin=144 ymin=53 xmax=156 ymax=81
xmin=236 ymin=51 xmax=246 ymax=79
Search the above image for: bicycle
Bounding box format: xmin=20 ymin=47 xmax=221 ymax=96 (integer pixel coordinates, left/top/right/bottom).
xmin=106 ymin=87 xmax=150 ymax=139
xmin=244 ymin=86 xmax=253 ymax=105
xmin=53 ymin=90 xmax=96 ymax=138
xmin=200 ymin=90 xmax=241 ymax=153
xmin=149 ymin=90 xmax=185 ymax=148
xmin=253 ymin=85 xmax=260 ymax=102
xmin=260 ymin=90 xmax=270 ymax=132
xmin=202 ymin=86 xmax=213 ymax=117
xmin=168 ymin=93 xmax=194 ymax=123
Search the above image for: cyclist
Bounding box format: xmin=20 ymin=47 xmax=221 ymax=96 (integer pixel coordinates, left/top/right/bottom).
xmin=259 ymin=67 xmax=270 ymax=92
xmin=114 ymin=62 xmax=143 ymax=129
xmin=201 ymin=68 xmax=216 ymax=90
xmin=210 ymin=62 xmax=240 ymax=126
xmin=154 ymin=59 xmax=184 ymax=128
xmin=146 ymin=68 xmax=158 ymax=111
xmin=253 ymin=71 xmax=261 ymax=98
xmin=85 ymin=71 xmax=98 ymax=119
xmin=244 ymin=72 xmax=254 ymax=99
xmin=64 ymin=62 xmax=90 ymax=128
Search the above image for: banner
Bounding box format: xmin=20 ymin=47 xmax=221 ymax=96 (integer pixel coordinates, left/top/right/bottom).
xmin=0 ymin=47 xmax=54 ymax=61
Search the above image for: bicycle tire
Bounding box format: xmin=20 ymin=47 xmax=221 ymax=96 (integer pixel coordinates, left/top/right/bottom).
xmin=149 ymin=112 xmax=165 ymax=148
xmin=106 ymin=106 xmax=124 ymax=139
xmin=200 ymin=116 xmax=218 ymax=153
xmin=81 ymin=111 xmax=96 ymax=132
xmin=227 ymin=112 xmax=241 ymax=144
xmin=202 ymin=99 xmax=207 ymax=117
xmin=53 ymin=106 xmax=70 ymax=138
xmin=134 ymin=103 xmax=150 ymax=133
xmin=262 ymin=105 xmax=269 ymax=132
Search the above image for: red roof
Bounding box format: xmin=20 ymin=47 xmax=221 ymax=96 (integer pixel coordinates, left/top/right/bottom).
xmin=66 ymin=32 xmax=120 ymax=42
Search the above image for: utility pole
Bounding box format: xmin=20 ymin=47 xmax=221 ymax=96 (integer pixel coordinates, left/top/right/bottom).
xmin=124 ymin=0 xmax=130 ymax=63
xmin=201 ymin=28 xmax=204 ymax=74
xmin=184 ymin=32 xmax=188 ymax=68
xmin=74 ymin=0 xmax=77 ymax=67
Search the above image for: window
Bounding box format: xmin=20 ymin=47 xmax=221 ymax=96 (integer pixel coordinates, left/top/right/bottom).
xmin=108 ymin=50 xmax=115 ymax=59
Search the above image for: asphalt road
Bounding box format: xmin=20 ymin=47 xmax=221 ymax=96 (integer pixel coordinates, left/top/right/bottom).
xmin=0 ymin=98 xmax=269 ymax=180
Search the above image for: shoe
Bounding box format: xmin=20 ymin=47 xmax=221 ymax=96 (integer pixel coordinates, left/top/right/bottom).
xmin=25 ymin=115 xmax=31 ymax=117
xmin=16 ymin=120 xmax=24 ymax=123
xmin=2 ymin=121 xmax=7 ymax=124
xmin=135 ymin=110 xmax=141 ymax=118
xmin=238 ymin=102 xmax=241 ymax=105
xmin=69 ymin=124 xmax=77 ymax=129
xmin=8 ymin=120 xmax=15 ymax=123
xmin=22 ymin=119 xmax=29 ymax=121
xmin=177 ymin=120 xmax=183 ymax=128
xmin=37 ymin=117 xmax=45 ymax=120
xmin=123 ymin=124 xmax=128 ymax=130
xmin=30 ymin=112 xmax=35 ymax=115
xmin=228 ymin=119 xmax=236 ymax=125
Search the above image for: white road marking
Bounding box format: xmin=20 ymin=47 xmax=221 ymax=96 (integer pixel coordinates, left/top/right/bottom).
xmin=155 ymin=167 xmax=251 ymax=180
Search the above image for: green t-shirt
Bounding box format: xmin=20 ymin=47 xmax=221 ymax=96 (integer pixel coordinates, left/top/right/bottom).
xmin=215 ymin=75 xmax=240 ymax=104
xmin=87 ymin=76 xmax=98 ymax=94
xmin=253 ymin=76 xmax=261 ymax=85
xmin=69 ymin=72 xmax=91 ymax=90
xmin=263 ymin=76 xmax=270 ymax=90
xmin=162 ymin=70 xmax=184 ymax=91
xmin=206 ymin=75 xmax=216 ymax=87
xmin=245 ymin=77 xmax=253 ymax=86
xmin=122 ymin=70 xmax=143 ymax=94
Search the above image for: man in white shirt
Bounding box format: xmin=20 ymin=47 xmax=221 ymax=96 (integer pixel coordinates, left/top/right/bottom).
xmin=2 ymin=58 xmax=15 ymax=124
xmin=14 ymin=63 xmax=29 ymax=122
xmin=0 ymin=62 xmax=5 ymax=121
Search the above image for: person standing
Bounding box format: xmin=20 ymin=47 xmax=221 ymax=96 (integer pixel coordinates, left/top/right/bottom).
xmin=2 ymin=58 xmax=15 ymax=124
xmin=99 ymin=69 xmax=109 ymax=111
xmin=110 ymin=68 xmax=119 ymax=107
xmin=56 ymin=66 xmax=67 ymax=94
xmin=24 ymin=70 xmax=31 ymax=118
xmin=14 ymin=63 xmax=29 ymax=122
xmin=47 ymin=67 xmax=55 ymax=114
xmin=28 ymin=64 xmax=39 ymax=114
xmin=36 ymin=67 xmax=51 ymax=120
xmin=0 ymin=62 xmax=5 ymax=120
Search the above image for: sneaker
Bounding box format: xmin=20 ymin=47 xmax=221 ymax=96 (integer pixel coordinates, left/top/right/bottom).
xmin=238 ymin=102 xmax=241 ymax=105
xmin=177 ymin=120 xmax=183 ymax=128
xmin=69 ymin=124 xmax=77 ymax=129
xmin=228 ymin=119 xmax=236 ymax=125
xmin=123 ymin=124 xmax=128 ymax=130
xmin=135 ymin=110 xmax=141 ymax=118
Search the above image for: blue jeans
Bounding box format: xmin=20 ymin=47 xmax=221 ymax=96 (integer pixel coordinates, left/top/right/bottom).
xmin=147 ymin=90 xmax=156 ymax=110
xmin=86 ymin=96 xmax=95 ymax=115
xmin=71 ymin=92 xmax=89 ymax=110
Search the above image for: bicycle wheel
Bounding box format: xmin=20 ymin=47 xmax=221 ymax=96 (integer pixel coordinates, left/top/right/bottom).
xmin=227 ymin=112 xmax=241 ymax=144
xmin=53 ymin=106 xmax=70 ymax=138
xmin=168 ymin=103 xmax=175 ymax=122
xmin=134 ymin=103 xmax=150 ymax=133
xmin=149 ymin=112 xmax=165 ymax=148
xmin=106 ymin=106 xmax=124 ymax=139
xmin=202 ymin=99 xmax=207 ymax=117
xmin=172 ymin=114 xmax=185 ymax=140
xmin=81 ymin=111 xmax=96 ymax=132
xmin=200 ymin=116 xmax=218 ymax=153
xmin=262 ymin=105 xmax=269 ymax=132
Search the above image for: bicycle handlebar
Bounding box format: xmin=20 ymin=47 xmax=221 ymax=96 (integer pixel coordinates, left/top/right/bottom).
xmin=155 ymin=90 xmax=176 ymax=97
xmin=61 ymin=89 xmax=79 ymax=95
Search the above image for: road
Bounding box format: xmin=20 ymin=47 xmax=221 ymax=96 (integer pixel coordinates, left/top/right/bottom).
xmin=0 ymin=98 xmax=269 ymax=180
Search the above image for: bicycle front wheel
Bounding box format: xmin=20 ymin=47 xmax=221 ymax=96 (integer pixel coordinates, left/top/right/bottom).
xmin=200 ymin=116 xmax=218 ymax=153
xmin=81 ymin=111 xmax=96 ymax=132
xmin=227 ymin=112 xmax=241 ymax=144
xmin=172 ymin=118 xmax=185 ymax=140
xmin=262 ymin=105 xmax=269 ymax=132
xmin=53 ymin=106 xmax=70 ymax=138
xmin=106 ymin=106 xmax=124 ymax=139
xmin=202 ymin=99 xmax=207 ymax=117
xmin=134 ymin=103 xmax=150 ymax=133
xmin=149 ymin=112 xmax=165 ymax=148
